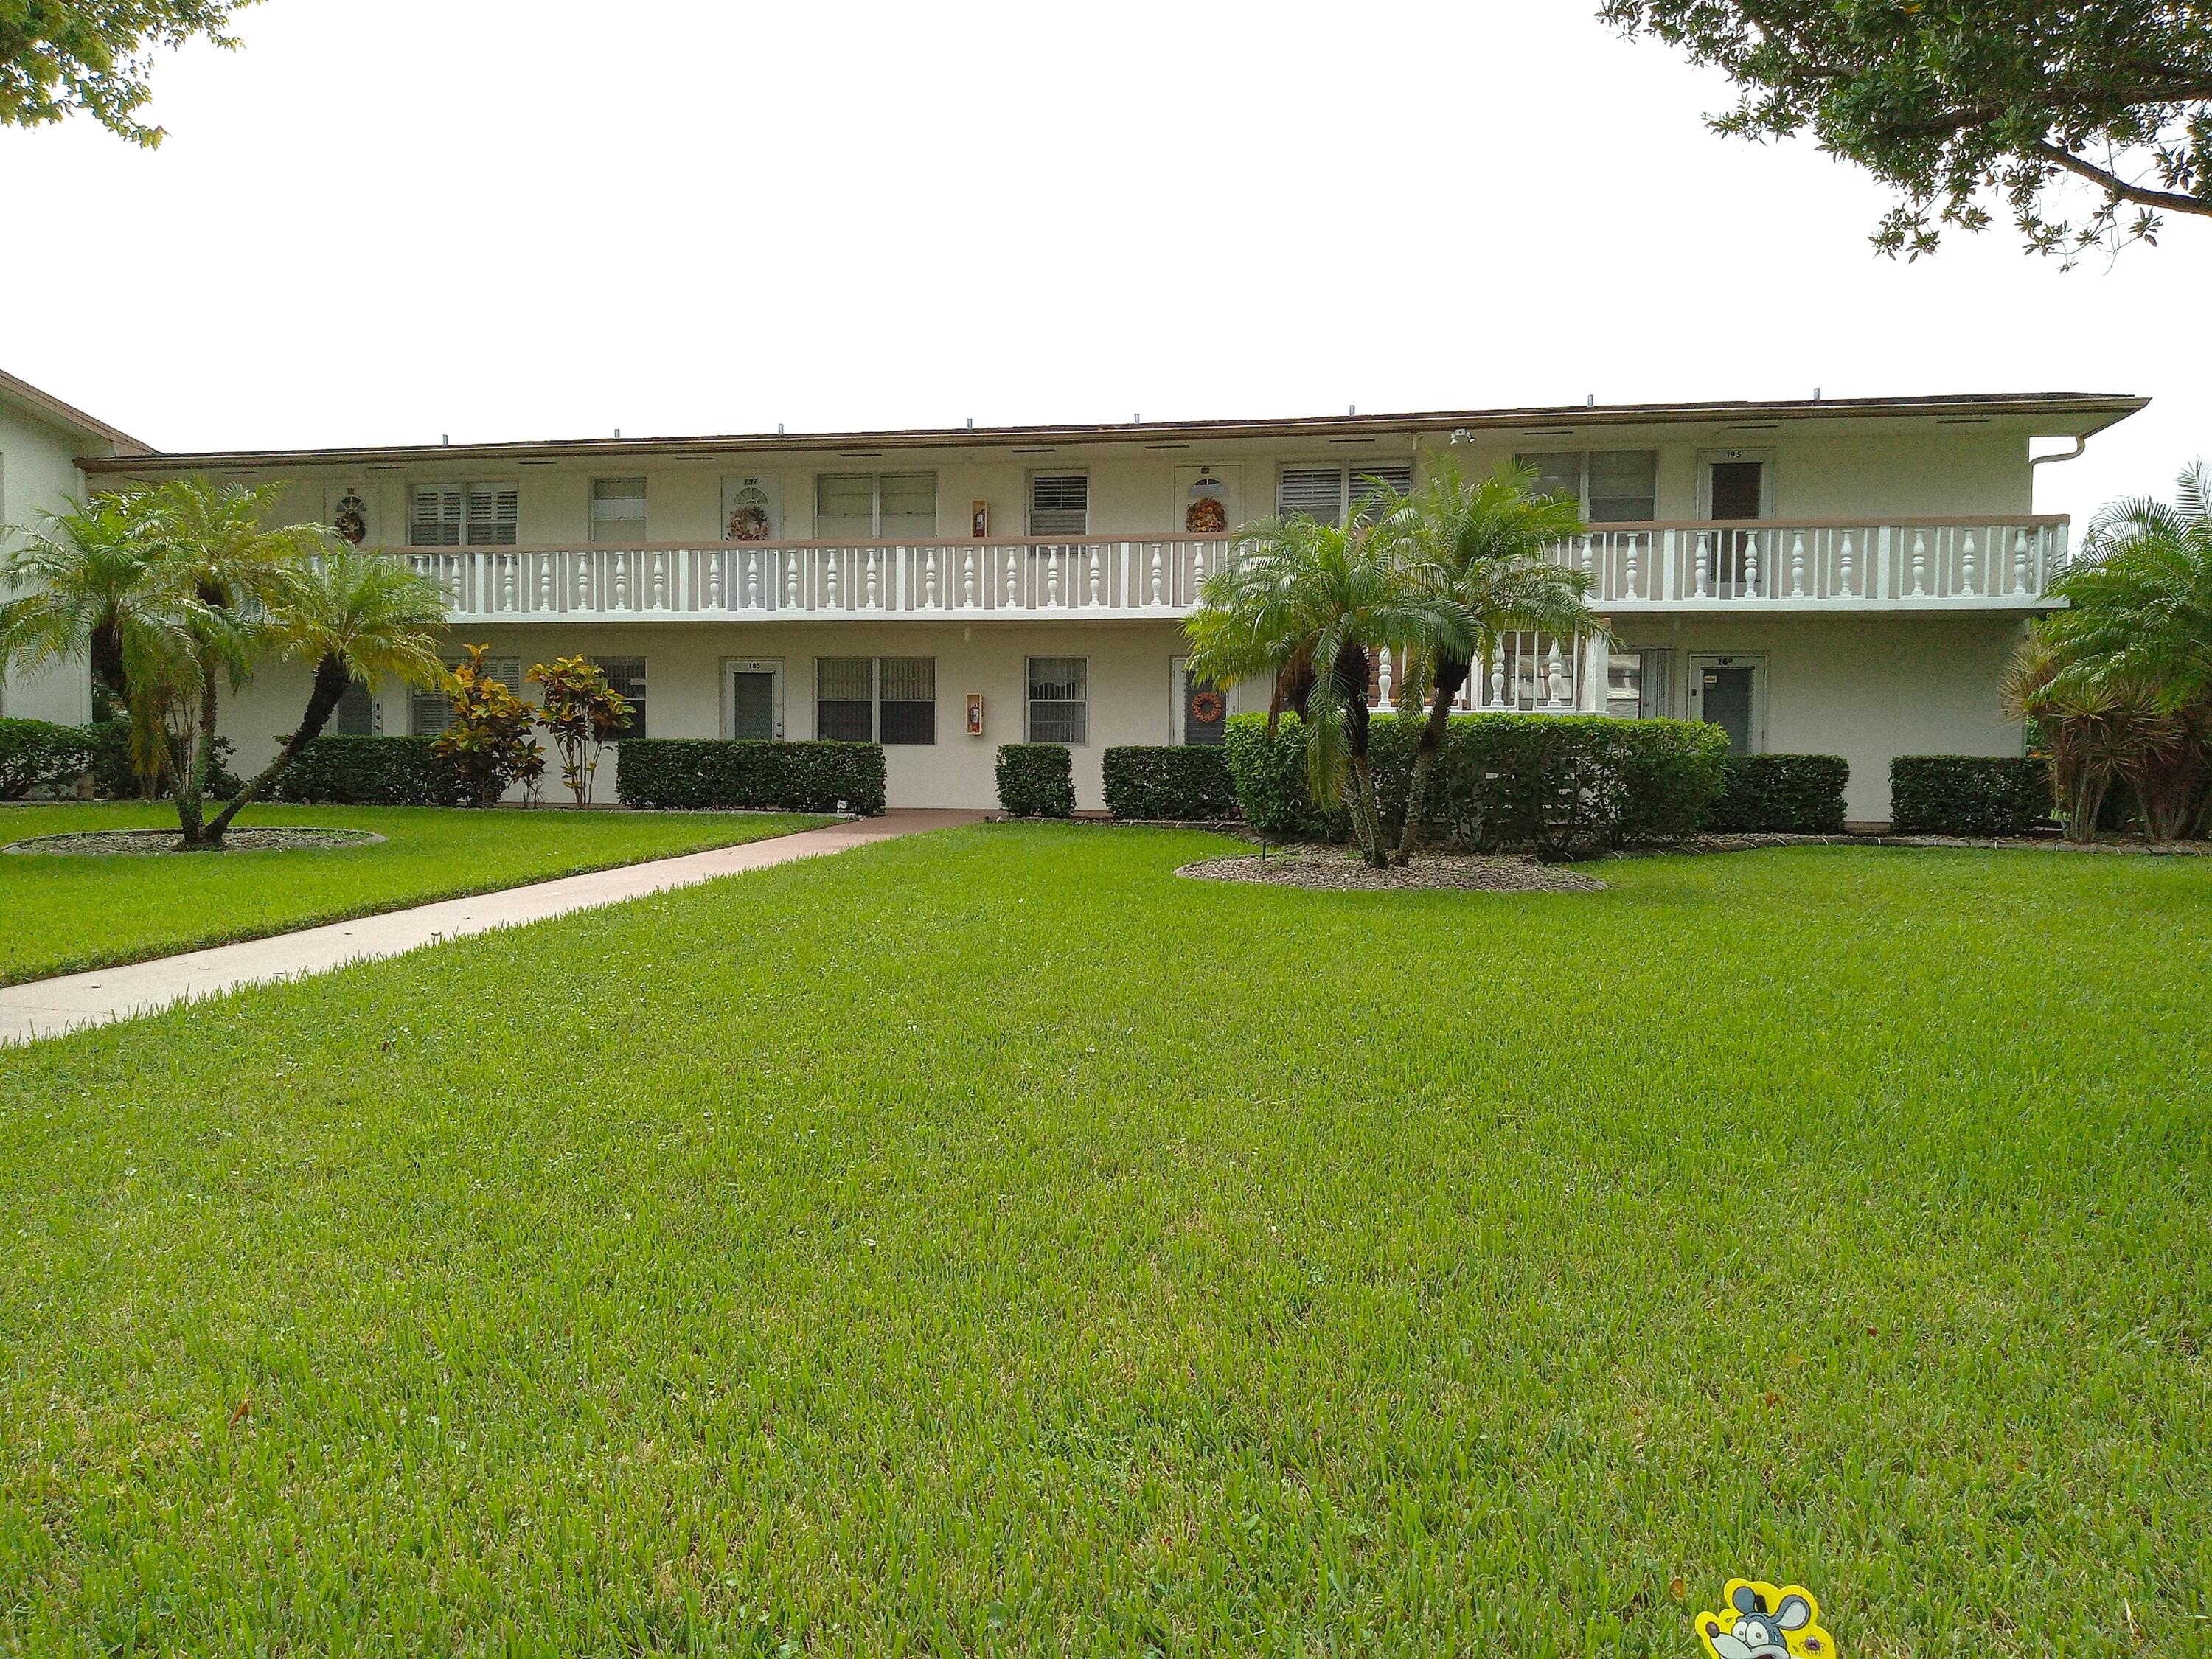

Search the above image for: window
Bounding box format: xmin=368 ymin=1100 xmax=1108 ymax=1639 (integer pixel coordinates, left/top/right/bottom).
xmin=596 ymin=656 xmax=647 ymax=739
xmin=1607 ymin=648 xmax=1672 ymax=719
xmin=413 ymin=655 xmax=521 ymax=736
xmin=590 ymin=478 xmax=647 ymax=543
xmin=815 ymin=473 xmax=937 ymax=540
xmin=815 ymin=657 xmax=935 ymax=744
xmin=335 ymin=678 xmax=376 ymax=736
xmin=410 ymin=483 xmax=518 ymax=547
xmin=1026 ymin=656 xmax=1088 ymax=744
xmin=1276 ymin=463 xmax=1413 ymax=526
xmin=1028 ymin=473 xmax=1089 ymax=536
xmin=1514 ymin=451 xmax=1658 ymax=522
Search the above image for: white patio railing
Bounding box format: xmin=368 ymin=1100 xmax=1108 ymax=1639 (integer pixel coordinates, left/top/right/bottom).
xmin=378 ymin=516 xmax=2067 ymax=625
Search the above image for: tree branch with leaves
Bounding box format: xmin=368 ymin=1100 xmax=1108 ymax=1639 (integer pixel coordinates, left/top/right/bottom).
xmin=1 ymin=0 xmax=260 ymax=146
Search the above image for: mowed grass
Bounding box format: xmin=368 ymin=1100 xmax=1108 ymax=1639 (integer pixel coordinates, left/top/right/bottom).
xmin=2 ymin=828 xmax=2208 ymax=1656
xmin=0 ymin=802 xmax=831 ymax=983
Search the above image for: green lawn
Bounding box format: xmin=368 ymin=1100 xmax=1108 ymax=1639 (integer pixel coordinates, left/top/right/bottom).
xmin=2 ymin=828 xmax=2207 ymax=1655
xmin=0 ymin=802 xmax=830 ymax=984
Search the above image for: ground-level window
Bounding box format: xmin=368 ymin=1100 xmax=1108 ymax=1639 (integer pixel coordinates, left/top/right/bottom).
xmin=1277 ymin=463 xmax=1413 ymax=526
xmin=413 ymin=654 xmax=521 ymax=736
xmin=1027 ymin=656 xmax=1088 ymax=744
xmin=815 ymin=657 xmax=935 ymax=744
xmin=595 ymin=656 xmax=647 ymax=739
xmin=335 ymin=677 xmax=376 ymax=736
xmin=590 ymin=478 xmax=647 ymax=543
xmin=410 ymin=483 xmax=519 ymax=547
xmin=814 ymin=473 xmax=938 ymax=540
xmin=1514 ymin=451 xmax=1659 ymax=522
xmin=1607 ymin=647 xmax=1672 ymax=720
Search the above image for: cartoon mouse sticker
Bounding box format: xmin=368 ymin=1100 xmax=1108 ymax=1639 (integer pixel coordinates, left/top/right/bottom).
xmin=1695 ymin=1580 xmax=1834 ymax=1659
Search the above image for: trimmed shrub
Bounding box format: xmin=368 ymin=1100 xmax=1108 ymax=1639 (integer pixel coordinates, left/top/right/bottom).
xmin=1710 ymin=754 xmax=1850 ymax=834
xmin=1222 ymin=711 xmax=1730 ymax=855
xmin=615 ymin=739 xmax=886 ymax=813
xmin=0 ymin=718 xmax=95 ymax=799
xmin=271 ymin=737 xmax=472 ymax=806
xmin=995 ymin=744 xmax=1075 ymax=818
xmin=1891 ymin=755 xmax=2051 ymax=837
xmin=1102 ymin=745 xmax=1237 ymax=821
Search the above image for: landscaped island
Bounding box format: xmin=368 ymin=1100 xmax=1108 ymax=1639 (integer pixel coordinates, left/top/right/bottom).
xmin=1 ymin=825 xmax=2203 ymax=1654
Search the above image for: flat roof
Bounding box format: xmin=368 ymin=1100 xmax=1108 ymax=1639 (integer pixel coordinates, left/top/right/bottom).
xmin=1 ymin=369 xmax=154 ymax=456
xmin=80 ymin=390 xmax=2147 ymax=473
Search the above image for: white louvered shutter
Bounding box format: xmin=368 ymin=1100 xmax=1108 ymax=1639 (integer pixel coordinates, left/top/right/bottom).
xmin=467 ymin=484 xmax=520 ymax=546
xmin=411 ymin=485 xmax=464 ymax=547
xmin=1028 ymin=473 xmax=1088 ymax=535
xmin=1278 ymin=467 xmax=1346 ymax=524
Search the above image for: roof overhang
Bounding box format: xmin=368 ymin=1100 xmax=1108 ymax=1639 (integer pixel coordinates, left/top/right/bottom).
xmin=77 ymin=391 xmax=2146 ymax=475
xmin=1 ymin=369 xmax=154 ymax=456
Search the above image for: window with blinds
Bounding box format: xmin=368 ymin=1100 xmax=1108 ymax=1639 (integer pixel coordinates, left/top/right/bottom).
xmin=411 ymin=484 xmax=519 ymax=547
xmin=596 ymin=656 xmax=647 ymax=738
xmin=1514 ymin=451 xmax=1658 ymax=522
xmin=590 ymin=479 xmax=647 ymax=544
xmin=815 ymin=473 xmax=939 ymax=540
xmin=413 ymin=655 xmax=521 ymax=736
xmin=1026 ymin=656 xmax=1088 ymax=745
xmin=1028 ymin=473 xmax=1089 ymax=536
xmin=814 ymin=656 xmax=935 ymax=744
xmin=1276 ymin=465 xmax=1413 ymax=526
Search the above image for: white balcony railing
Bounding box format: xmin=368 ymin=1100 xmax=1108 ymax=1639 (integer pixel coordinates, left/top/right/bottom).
xmin=380 ymin=517 xmax=2067 ymax=625
xmin=1551 ymin=516 xmax=2067 ymax=608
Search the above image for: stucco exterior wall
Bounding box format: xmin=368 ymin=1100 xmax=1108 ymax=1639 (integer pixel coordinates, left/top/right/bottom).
xmin=0 ymin=403 xmax=95 ymax=724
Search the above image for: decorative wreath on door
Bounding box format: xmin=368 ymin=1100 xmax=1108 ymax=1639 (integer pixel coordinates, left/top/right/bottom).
xmin=1189 ymin=689 xmax=1225 ymax=723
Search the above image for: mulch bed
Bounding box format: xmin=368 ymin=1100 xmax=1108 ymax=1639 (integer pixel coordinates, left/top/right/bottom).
xmin=3 ymin=827 xmax=386 ymax=856
xmin=1177 ymin=851 xmax=1606 ymax=893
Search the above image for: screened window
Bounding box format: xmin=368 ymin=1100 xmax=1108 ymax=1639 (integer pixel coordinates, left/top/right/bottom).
xmin=335 ymin=678 xmax=375 ymax=736
xmin=814 ymin=657 xmax=934 ymax=744
xmin=1514 ymin=451 xmax=1658 ymax=522
xmin=1026 ymin=656 xmax=1088 ymax=745
xmin=590 ymin=478 xmax=647 ymax=543
xmin=410 ymin=483 xmax=518 ymax=547
xmin=413 ymin=655 xmax=521 ymax=736
xmin=1276 ymin=464 xmax=1413 ymax=526
xmin=596 ymin=655 xmax=646 ymax=739
xmin=815 ymin=473 xmax=937 ymax=540
xmin=1028 ymin=473 xmax=1089 ymax=536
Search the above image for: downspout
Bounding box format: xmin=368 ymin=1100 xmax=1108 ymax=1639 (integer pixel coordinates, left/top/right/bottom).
xmin=2028 ymin=434 xmax=2091 ymax=568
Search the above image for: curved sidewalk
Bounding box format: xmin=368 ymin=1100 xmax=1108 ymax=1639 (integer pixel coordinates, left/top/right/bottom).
xmin=0 ymin=810 xmax=981 ymax=1046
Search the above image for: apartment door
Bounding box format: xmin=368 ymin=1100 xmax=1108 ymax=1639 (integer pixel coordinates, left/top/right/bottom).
xmin=1701 ymin=451 xmax=1771 ymax=595
xmin=726 ymin=659 xmax=785 ymax=740
xmin=1687 ymin=653 xmax=1761 ymax=754
xmin=1170 ymin=655 xmax=1228 ymax=745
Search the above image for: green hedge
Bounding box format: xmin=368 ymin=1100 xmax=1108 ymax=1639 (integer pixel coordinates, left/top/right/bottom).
xmin=1710 ymin=754 xmax=1850 ymax=834
xmin=0 ymin=718 xmax=94 ymax=799
xmin=1224 ymin=712 xmax=1730 ymax=855
xmin=271 ymin=737 xmax=472 ymax=807
xmin=1102 ymin=746 xmax=1237 ymax=821
xmin=995 ymin=744 xmax=1074 ymax=818
xmin=615 ymin=740 xmax=886 ymax=813
xmin=1890 ymin=755 xmax=2051 ymax=837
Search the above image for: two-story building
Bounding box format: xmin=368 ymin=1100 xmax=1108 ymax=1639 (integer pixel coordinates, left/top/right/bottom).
xmin=2 ymin=376 xmax=2148 ymax=823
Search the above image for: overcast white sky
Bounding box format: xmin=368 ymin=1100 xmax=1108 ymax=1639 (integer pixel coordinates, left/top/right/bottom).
xmin=1 ymin=0 xmax=2203 ymax=532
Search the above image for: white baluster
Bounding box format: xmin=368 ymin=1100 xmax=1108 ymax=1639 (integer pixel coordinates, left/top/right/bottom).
xmin=925 ymin=547 xmax=939 ymax=608
xmin=1624 ymin=534 xmax=1639 ymax=601
xmin=1911 ymin=531 xmax=1928 ymax=597
xmin=1487 ymin=647 xmax=1506 ymax=708
xmin=1088 ymin=545 xmax=1102 ymax=605
xmin=1960 ymin=531 xmax=1978 ymax=597
xmin=707 ymin=554 xmax=725 ymax=611
xmin=745 ymin=550 xmax=761 ymax=611
xmin=1789 ymin=532 xmax=1806 ymax=597
xmin=1742 ymin=532 xmax=1760 ymax=599
xmin=1838 ymin=532 xmax=1856 ymax=599
xmin=611 ymin=551 xmax=628 ymax=610
xmin=1149 ymin=545 xmax=1163 ymax=605
xmin=1581 ymin=536 xmax=1595 ymax=576
xmin=962 ymin=548 xmax=976 ymax=608
xmin=652 ymin=551 xmax=668 ymax=610
xmin=1046 ymin=549 xmax=1060 ymax=607
xmin=1694 ymin=532 xmax=1711 ymax=599
xmin=825 ymin=549 xmax=840 ymax=608
xmin=497 ymin=555 xmax=513 ymax=612
xmin=1005 ymin=545 xmax=1018 ymax=609
xmin=1192 ymin=541 xmax=1208 ymax=589
xmin=784 ymin=552 xmax=798 ymax=609
xmin=535 ymin=554 xmax=552 ymax=611
xmin=1375 ymin=647 xmax=1393 ymax=707
xmin=2012 ymin=530 xmax=2030 ymax=597
xmin=865 ymin=548 xmax=879 ymax=608
xmin=578 ymin=554 xmax=594 ymax=611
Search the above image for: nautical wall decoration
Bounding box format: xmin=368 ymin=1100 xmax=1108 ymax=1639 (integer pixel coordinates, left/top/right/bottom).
xmin=721 ymin=476 xmax=782 ymax=542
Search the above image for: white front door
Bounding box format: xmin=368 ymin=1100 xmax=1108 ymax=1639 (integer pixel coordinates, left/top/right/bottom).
xmin=725 ymin=658 xmax=785 ymax=740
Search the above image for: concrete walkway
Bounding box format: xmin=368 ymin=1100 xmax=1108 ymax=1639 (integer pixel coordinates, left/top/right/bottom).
xmin=0 ymin=810 xmax=981 ymax=1046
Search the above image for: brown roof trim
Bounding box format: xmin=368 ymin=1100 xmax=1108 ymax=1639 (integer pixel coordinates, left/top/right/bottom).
xmin=1 ymin=368 xmax=156 ymax=456
xmin=79 ymin=391 xmax=2146 ymax=473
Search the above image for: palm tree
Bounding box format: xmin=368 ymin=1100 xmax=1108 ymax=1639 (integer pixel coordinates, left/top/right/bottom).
xmin=1186 ymin=508 xmax=1462 ymax=867
xmin=1367 ymin=456 xmax=1602 ymax=859
xmin=199 ymin=549 xmax=449 ymax=844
